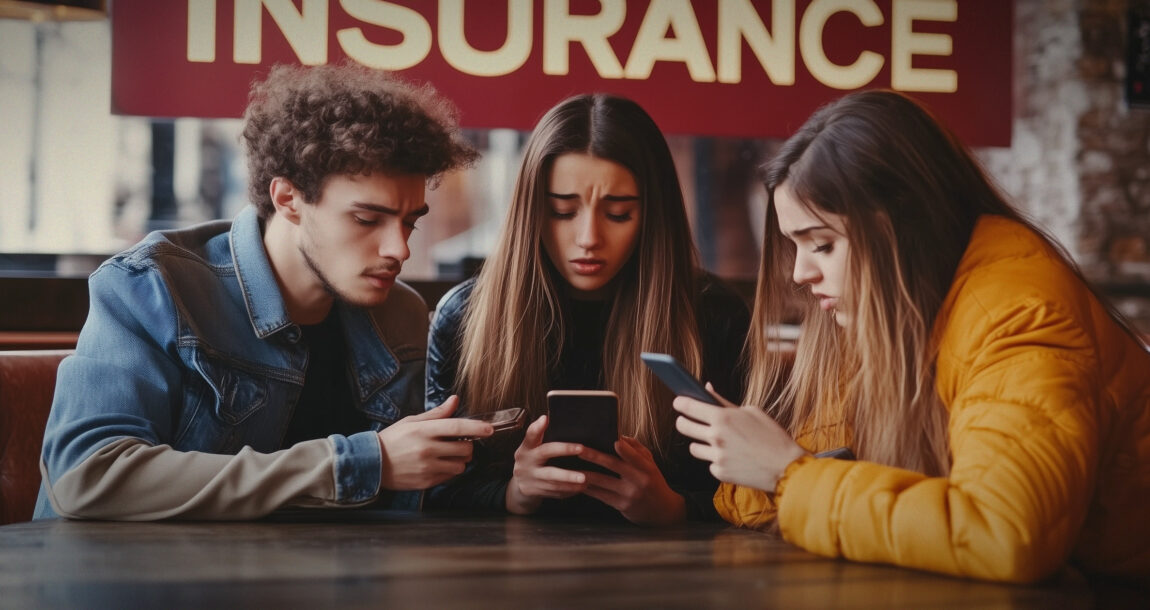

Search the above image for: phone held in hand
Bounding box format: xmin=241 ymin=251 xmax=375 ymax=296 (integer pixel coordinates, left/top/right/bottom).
xmin=542 ymin=390 xmax=619 ymax=474
xmin=643 ymin=352 xmax=855 ymax=461
xmin=454 ymin=407 xmax=527 ymax=441
xmin=466 ymin=407 xmax=527 ymax=432
xmin=639 ymin=352 xmax=719 ymax=405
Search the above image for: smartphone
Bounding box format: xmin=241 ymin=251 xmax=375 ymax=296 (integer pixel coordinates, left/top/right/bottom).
xmin=640 ymin=352 xmax=719 ymax=405
xmin=453 ymin=407 xmax=526 ymax=441
xmin=542 ymin=390 xmax=619 ymax=474
xmin=466 ymin=407 xmax=527 ymax=431
xmin=815 ymin=447 xmax=856 ymax=460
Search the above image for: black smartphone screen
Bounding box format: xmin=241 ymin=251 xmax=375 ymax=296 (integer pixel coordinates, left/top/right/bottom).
xmin=542 ymin=390 xmax=619 ymax=474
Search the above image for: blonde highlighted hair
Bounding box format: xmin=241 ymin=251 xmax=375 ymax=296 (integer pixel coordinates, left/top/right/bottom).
xmin=746 ymin=90 xmax=1129 ymax=476
xmin=455 ymin=94 xmax=703 ymax=456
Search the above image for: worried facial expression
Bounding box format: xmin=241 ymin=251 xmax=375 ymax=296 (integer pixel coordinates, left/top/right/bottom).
xmin=541 ymin=153 xmax=643 ymax=300
xmin=774 ymin=182 xmax=851 ymax=327
xmin=292 ymin=172 xmax=428 ymax=308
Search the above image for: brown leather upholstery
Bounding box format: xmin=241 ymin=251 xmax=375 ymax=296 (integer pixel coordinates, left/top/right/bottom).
xmin=0 ymin=350 xmax=71 ymax=524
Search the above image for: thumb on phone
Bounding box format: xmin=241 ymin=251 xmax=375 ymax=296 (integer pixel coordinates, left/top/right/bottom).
xmin=521 ymin=415 xmax=548 ymax=448
xmin=407 ymin=395 xmax=460 ymax=422
xmin=704 ymin=382 xmax=737 ymax=408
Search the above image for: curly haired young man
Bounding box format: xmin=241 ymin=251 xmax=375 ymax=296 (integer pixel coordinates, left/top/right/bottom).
xmin=36 ymin=64 xmax=488 ymax=520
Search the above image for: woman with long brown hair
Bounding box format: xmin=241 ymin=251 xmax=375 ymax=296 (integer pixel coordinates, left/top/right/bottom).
xmin=425 ymin=93 xmax=749 ymax=525
xmin=674 ymin=90 xmax=1150 ymax=582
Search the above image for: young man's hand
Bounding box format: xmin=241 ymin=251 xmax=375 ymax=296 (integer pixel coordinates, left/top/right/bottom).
xmin=376 ymin=396 xmax=494 ymax=490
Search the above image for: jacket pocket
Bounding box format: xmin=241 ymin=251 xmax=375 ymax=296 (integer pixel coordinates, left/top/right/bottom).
xmin=189 ymin=349 xmax=270 ymax=426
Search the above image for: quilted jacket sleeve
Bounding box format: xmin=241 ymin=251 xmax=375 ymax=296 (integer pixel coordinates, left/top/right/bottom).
xmin=714 ymin=479 xmax=780 ymax=530
xmin=714 ymin=428 xmax=844 ymax=529
xmin=775 ymin=291 xmax=1101 ymax=583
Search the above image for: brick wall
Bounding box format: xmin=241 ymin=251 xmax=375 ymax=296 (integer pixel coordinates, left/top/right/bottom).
xmin=979 ymin=0 xmax=1150 ymax=334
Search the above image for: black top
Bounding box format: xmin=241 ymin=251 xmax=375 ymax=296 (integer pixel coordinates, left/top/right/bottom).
xmin=424 ymin=273 xmax=751 ymax=521
xmin=280 ymin=311 xmax=365 ymax=448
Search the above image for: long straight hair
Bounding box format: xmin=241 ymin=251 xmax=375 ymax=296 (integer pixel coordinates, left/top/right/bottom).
xmin=455 ymin=94 xmax=703 ymax=456
xmin=747 ymin=90 xmax=1140 ymax=476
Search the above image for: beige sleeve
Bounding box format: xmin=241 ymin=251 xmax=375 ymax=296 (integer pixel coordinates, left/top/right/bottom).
xmin=41 ymin=437 xmax=377 ymax=521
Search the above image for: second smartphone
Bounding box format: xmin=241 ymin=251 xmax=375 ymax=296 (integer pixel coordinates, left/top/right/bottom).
xmin=640 ymin=352 xmax=719 ymax=405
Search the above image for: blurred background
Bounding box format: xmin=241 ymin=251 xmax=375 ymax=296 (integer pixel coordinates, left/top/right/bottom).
xmin=1 ymin=1 xmax=1148 ymax=333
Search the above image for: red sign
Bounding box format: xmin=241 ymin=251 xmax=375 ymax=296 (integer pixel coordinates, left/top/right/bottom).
xmin=112 ymin=0 xmax=1013 ymax=146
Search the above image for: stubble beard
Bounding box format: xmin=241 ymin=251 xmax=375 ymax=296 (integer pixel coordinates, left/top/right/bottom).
xmin=299 ymin=245 xmax=396 ymax=308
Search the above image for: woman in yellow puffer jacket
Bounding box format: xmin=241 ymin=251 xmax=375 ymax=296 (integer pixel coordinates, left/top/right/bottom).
xmin=673 ymin=90 xmax=1150 ymax=584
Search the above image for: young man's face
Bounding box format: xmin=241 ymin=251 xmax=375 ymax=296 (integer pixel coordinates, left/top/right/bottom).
xmin=292 ymin=172 xmax=428 ymax=308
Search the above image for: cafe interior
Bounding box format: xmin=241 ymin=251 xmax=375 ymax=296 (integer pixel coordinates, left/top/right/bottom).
xmin=1 ymin=0 xmax=1149 ymax=607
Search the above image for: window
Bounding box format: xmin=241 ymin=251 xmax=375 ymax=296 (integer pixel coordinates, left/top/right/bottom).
xmin=0 ymin=19 xmax=765 ymax=283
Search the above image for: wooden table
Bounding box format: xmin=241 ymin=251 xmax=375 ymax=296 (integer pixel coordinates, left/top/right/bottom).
xmin=0 ymin=512 xmax=1140 ymax=608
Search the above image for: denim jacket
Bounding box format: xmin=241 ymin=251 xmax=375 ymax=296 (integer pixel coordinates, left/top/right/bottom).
xmin=35 ymin=206 xmax=427 ymax=520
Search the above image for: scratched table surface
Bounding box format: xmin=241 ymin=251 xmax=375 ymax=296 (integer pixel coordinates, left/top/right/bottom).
xmin=0 ymin=511 xmax=1143 ymax=609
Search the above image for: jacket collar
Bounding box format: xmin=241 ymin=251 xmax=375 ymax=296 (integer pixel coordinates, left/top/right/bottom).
xmin=229 ymin=206 xmax=295 ymax=340
xmin=338 ymin=305 xmax=399 ymax=406
xmin=228 ymin=205 xmax=401 ymax=411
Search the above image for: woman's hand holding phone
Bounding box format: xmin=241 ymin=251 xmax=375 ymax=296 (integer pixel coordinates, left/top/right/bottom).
xmin=508 ymin=420 xmax=687 ymax=525
xmin=672 ymin=383 xmax=809 ymax=493
xmin=505 ymin=389 xmax=688 ymax=525
xmin=575 ymin=437 xmax=687 ymax=527
xmin=504 ymin=415 xmax=589 ymax=515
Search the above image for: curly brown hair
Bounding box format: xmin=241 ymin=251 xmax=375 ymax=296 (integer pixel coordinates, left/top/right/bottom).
xmin=241 ymin=63 xmax=479 ymax=219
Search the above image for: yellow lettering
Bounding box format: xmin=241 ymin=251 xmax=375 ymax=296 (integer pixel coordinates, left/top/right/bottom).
xmin=624 ymin=0 xmax=715 ymax=82
xmin=800 ymin=0 xmax=883 ymax=89
xmin=234 ymin=0 xmax=328 ymax=66
xmin=439 ymin=0 xmax=532 ymax=77
xmin=891 ymin=0 xmax=957 ymax=92
xmin=187 ymin=0 xmax=216 ymax=63
xmin=542 ymin=0 xmax=624 ymax=78
xmin=337 ymin=0 xmax=432 ymax=70
xmin=717 ymin=0 xmax=795 ymax=85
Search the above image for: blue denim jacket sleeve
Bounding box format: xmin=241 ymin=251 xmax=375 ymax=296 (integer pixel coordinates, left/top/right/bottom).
xmin=35 ymin=218 xmax=396 ymax=519
xmin=43 ymin=261 xmax=188 ymax=474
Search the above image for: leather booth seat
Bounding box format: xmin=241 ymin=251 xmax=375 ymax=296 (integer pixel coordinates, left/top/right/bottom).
xmin=0 ymin=350 xmax=71 ymax=524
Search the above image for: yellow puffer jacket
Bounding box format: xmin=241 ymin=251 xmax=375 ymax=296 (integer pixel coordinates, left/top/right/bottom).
xmin=714 ymin=215 xmax=1150 ymax=583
